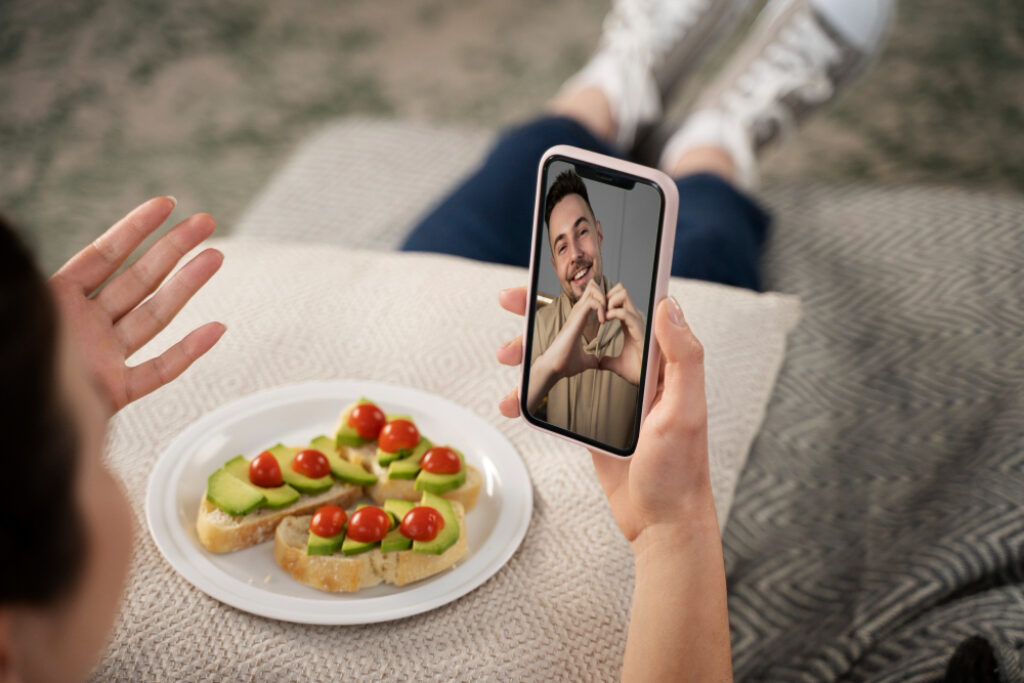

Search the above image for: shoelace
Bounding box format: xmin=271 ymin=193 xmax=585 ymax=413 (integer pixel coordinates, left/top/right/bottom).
xmin=720 ymin=8 xmax=843 ymax=146
xmin=601 ymin=0 xmax=713 ymax=71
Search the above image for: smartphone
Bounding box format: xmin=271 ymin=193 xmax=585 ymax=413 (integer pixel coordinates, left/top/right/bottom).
xmin=520 ymin=145 xmax=678 ymax=458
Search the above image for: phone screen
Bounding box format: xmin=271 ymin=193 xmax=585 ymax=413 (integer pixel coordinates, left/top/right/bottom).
xmin=522 ymin=154 xmax=667 ymax=455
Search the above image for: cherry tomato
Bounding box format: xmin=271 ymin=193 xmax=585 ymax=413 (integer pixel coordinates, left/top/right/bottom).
xmin=347 ymin=403 xmax=387 ymax=440
xmin=249 ymin=451 xmax=283 ymax=487
xmin=292 ymin=449 xmax=330 ymax=478
xmin=420 ymin=446 xmax=462 ymax=474
xmin=400 ymin=506 xmax=445 ymax=542
xmin=378 ymin=419 xmax=420 ymax=453
xmin=309 ymin=504 xmax=347 ymax=537
xmin=346 ymin=506 xmax=393 ymax=543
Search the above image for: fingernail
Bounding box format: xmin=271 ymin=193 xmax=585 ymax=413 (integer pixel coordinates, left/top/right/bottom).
xmin=666 ymin=296 xmax=684 ymax=326
xmin=166 ymin=196 xmax=178 ymax=208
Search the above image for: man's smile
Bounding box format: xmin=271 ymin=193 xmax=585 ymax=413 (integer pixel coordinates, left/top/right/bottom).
xmin=572 ymin=264 xmax=590 ymax=282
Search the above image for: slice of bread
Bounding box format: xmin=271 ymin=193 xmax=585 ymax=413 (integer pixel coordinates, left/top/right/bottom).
xmin=273 ymin=503 xmax=468 ymax=592
xmin=196 ymin=481 xmax=361 ymax=553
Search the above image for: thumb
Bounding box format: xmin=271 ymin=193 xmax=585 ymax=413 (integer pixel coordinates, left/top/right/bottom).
xmin=649 ymin=297 xmax=707 ymax=433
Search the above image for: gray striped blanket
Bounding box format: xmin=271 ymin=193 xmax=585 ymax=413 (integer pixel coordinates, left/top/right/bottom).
xmin=726 ymin=181 xmax=1024 ymax=682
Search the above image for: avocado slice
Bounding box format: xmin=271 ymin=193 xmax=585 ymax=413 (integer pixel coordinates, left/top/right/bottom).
xmin=376 ymin=446 xmax=408 ymax=467
xmin=380 ymin=498 xmax=416 ymax=553
xmin=222 ymin=454 xmax=250 ymax=478
xmin=206 ymin=468 xmax=265 ymax=516
xmin=308 ymin=435 xmax=338 ymax=456
xmin=222 ymin=455 xmax=300 ymax=509
xmin=386 ymin=437 xmax=433 ymax=480
xmin=306 ymin=528 xmax=346 ymax=556
xmin=413 ymin=448 xmax=467 ymax=495
xmin=383 ymin=498 xmax=415 ymax=521
xmin=328 ymin=452 xmax=378 ymax=486
xmin=341 ymin=504 xmax=381 ymax=556
xmin=267 ymin=444 xmax=333 ymax=495
xmin=341 ymin=535 xmax=376 ymax=556
xmin=309 ymin=435 xmax=378 ymax=485
xmin=380 ymin=528 xmax=412 ymax=554
xmin=336 ymin=426 xmax=368 ymax=448
xmin=335 ymin=398 xmax=378 ymax=447
xmin=415 ymin=468 xmax=467 ymax=495
xmin=412 ymin=492 xmax=459 ymax=555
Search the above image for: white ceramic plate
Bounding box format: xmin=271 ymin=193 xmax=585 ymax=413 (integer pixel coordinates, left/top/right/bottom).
xmin=145 ymin=380 xmax=533 ymax=625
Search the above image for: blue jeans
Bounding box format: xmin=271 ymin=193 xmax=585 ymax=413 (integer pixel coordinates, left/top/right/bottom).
xmin=401 ymin=116 xmax=769 ymax=291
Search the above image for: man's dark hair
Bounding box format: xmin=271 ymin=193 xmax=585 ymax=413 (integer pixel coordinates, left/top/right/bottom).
xmin=544 ymin=169 xmax=595 ymax=230
xmin=0 ymin=215 xmax=85 ymax=605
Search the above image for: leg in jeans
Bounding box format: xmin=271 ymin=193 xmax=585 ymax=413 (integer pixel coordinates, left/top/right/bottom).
xmin=401 ymin=116 xmax=616 ymax=268
xmin=403 ymin=0 xmax=895 ymax=290
xmin=401 ymin=113 xmax=769 ymax=291
xmin=669 ymin=173 xmax=768 ymax=291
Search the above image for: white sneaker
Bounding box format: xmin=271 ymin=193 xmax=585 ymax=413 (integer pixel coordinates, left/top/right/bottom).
xmin=660 ymin=0 xmax=894 ymax=189
xmin=558 ymin=0 xmax=749 ymax=151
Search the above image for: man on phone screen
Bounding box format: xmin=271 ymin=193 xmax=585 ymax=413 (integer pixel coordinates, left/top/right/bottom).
xmin=527 ymin=169 xmax=646 ymax=450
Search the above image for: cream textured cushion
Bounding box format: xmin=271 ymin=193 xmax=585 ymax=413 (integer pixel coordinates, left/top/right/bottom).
xmin=93 ymin=119 xmax=800 ymax=680
xmin=228 ymin=117 xmax=801 ymax=526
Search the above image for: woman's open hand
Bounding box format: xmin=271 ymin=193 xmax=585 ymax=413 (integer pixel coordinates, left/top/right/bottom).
xmin=49 ymin=197 xmax=225 ymax=411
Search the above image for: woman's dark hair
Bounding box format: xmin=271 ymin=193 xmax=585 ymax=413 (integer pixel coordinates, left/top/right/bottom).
xmin=544 ymin=169 xmax=595 ymax=229
xmin=0 ymin=215 xmax=85 ymax=604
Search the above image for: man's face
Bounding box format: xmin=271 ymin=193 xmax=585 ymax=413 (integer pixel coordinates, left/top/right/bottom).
xmin=549 ymin=193 xmax=603 ymax=302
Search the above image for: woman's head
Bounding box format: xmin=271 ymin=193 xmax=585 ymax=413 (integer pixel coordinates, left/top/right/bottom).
xmin=0 ymin=217 xmax=133 ymax=681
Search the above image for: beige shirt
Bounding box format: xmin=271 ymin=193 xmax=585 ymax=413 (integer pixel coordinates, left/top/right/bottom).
xmin=531 ymin=276 xmax=639 ymax=450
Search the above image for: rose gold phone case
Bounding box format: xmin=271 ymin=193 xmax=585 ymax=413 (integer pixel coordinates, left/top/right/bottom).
xmin=520 ymin=145 xmax=679 ymax=458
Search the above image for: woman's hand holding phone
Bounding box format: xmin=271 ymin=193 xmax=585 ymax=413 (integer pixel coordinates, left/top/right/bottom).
xmin=496 ymin=288 xmax=732 ymax=681
xmin=497 ymin=286 xmax=716 ymax=530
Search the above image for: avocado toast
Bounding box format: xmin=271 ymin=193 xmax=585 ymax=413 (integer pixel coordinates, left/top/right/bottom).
xmin=335 ymin=400 xmax=483 ymax=511
xmin=196 ymin=436 xmax=369 ymax=553
xmin=274 ymin=493 xmax=468 ymax=592
xmin=196 ymin=398 xmax=481 ymax=557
